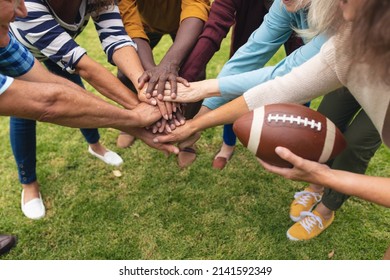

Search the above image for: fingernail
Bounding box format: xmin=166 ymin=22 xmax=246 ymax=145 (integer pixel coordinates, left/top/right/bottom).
xmin=153 ymin=138 xmax=158 ymax=143
xmin=169 ymin=114 xmax=172 ymax=120
xmin=164 ymin=114 xmax=168 ymax=120
xmin=151 ymin=100 xmax=157 ymax=105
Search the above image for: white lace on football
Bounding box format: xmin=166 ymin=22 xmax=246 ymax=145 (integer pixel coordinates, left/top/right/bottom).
xmin=293 ymin=190 xmax=322 ymax=206
xmin=299 ymin=211 xmax=324 ymax=233
xmin=267 ymin=114 xmax=322 ymax=131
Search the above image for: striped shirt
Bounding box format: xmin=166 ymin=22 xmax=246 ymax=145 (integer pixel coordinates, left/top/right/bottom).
xmin=0 ymin=33 xmax=35 ymax=95
xmin=10 ymin=0 xmax=136 ymax=74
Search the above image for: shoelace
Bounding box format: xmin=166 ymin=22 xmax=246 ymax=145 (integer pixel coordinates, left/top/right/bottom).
xmin=299 ymin=211 xmax=324 ymax=233
xmin=293 ymin=190 xmax=322 ymax=206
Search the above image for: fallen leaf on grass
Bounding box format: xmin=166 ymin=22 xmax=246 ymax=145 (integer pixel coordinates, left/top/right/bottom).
xmin=113 ymin=170 xmax=122 ymax=177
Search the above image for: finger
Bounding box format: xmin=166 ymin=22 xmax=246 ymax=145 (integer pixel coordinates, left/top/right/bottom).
xmin=152 ymin=124 xmax=159 ymax=134
xmin=165 ymin=102 xmax=173 ymax=119
xmin=157 ymin=78 xmax=167 ymax=99
xmin=153 ymin=134 xmax=177 ymax=144
xmin=176 ymin=77 xmax=189 ymax=87
xmin=146 ymin=97 xmax=157 ymax=106
xmin=258 ymin=157 xmax=289 ymax=177
xmin=173 ymin=117 xmax=181 ymax=127
xmin=159 ymin=143 xmax=179 ymax=155
xmin=159 ymin=119 xmax=167 ymax=133
xmin=175 ymin=110 xmax=186 ymax=125
xmin=156 ymin=100 xmax=168 ymax=120
xmin=138 ymin=73 xmax=149 ymax=88
xmin=274 ymin=147 xmax=299 ymax=165
xmin=169 ymin=121 xmax=176 ymax=130
xmin=165 ymin=123 xmax=172 ymax=133
xmin=169 ymin=76 xmax=178 ymax=99
xmin=172 ymin=102 xmax=178 ymax=113
xmin=146 ymin=77 xmax=158 ymax=96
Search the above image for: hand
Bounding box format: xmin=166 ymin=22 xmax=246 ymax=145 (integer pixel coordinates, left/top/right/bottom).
xmin=258 ymin=147 xmax=330 ymax=184
xmin=150 ymin=111 xmax=186 ymax=134
xmin=154 ymin=80 xmax=204 ymax=103
xmin=132 ymin=102 xmax=162 ymax=127
xmin=153 ymin=119 xmax=198 ymax=144
xmin=130 ymin=127 xmax=179 ymax=155
xmin=138 ymin=63 xmax=180 ymax=100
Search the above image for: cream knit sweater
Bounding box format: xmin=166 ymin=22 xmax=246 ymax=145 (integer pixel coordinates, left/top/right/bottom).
xmin=243 ymin=32 xmax=390 ymax=147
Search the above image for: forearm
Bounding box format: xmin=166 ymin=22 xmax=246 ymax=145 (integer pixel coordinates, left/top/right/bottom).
xmin=318 ymin=169 xmax=390 ymax=207
xmin=192 ymin=96 xmax=250 ymax=132
xmin=180 ymin=0 xmax=235 ymax=81
xmin=0 ymin=79 xmax=142 ymax=128
xmin=133 ymin=38 xmax=156 ymax=70
xmin=112 ymin=46 xmax=145 ymax=91
xmin=76 ymin=55 xmax=139 ymax=109
xmin=160 ymin=18 xmax=204 ymax=70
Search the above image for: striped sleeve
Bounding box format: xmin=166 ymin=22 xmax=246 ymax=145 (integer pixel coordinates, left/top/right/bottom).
xmin=9 ymin=0 xmax=87 ymax=73
xmin=92 ymin=5 xmax=137 ymax=65
xmin=0 ymin=75 xmax=14 ymax=95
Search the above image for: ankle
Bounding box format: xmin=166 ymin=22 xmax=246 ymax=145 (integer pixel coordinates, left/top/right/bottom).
xmin=22 ymin=181 xmax=40 ymax=202
xmin=89 ymin=142 xmax=107 ymax=155
xmin=314 ymin=204 xmax=334 ymax=220
xmin=216 ymin=143 xmax=235 ymax=158
xmin=307 ymin=184 xmax=324 ymax=194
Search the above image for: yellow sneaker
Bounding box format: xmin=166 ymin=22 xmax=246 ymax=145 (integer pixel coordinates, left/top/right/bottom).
xmin=287 ymin=210 xmax=334 ymax=241
xmin=290 ymin=188 xmax=322 ymax=222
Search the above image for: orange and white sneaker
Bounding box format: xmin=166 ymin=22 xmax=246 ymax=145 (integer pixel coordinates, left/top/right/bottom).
xmin=287 ymin=210 xmax=335 ymax=241
xmin=290 ymin=188 xmax=322 ymax=222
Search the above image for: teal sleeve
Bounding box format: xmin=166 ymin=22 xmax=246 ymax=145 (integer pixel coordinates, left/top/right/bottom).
xmin=217 ymin=0 xmax=293 ymax=79
xmin=203 ymin=33 xmax=328 ymax=110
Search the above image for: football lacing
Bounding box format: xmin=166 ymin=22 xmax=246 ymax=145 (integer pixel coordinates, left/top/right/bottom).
xmin=267 ymin=114 xmax=322 ymax=131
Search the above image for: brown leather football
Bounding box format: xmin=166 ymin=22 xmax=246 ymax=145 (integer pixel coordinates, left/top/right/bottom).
xmin=233 ymin=103 xmax=347 ymax=167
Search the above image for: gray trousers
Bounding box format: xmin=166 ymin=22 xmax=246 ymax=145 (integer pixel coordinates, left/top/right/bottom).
xmin=317 ymin=87 xmax=382 ymax=210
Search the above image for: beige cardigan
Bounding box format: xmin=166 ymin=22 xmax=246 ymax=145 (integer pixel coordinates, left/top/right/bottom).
xmin=243 ymin=33 xmax=390 ymax=147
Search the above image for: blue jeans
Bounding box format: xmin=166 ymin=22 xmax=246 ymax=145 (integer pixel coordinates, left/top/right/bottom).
xmin=10 ymin=59 xmax=100 ymax=184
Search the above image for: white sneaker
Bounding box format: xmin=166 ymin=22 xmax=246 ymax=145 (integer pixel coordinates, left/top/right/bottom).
xmin=88 ymin=146 xmax=123 ymax=166
xmin=21 ymin=190 xmax=45 ymax=220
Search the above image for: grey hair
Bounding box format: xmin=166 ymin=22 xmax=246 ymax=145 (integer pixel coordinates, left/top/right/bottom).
xmin=295 ymin=0 xmax=344 ymax=40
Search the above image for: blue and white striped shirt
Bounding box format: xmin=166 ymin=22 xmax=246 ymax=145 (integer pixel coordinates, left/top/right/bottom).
xmin=10 ymin=0 xmax=136 ymax=74
xmin=0 ymin=33 xmax=35 ymax=95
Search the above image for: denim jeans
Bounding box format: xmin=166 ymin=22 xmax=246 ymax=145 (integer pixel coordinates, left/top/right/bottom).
xmin=10 ymin=59 xmax=100 ymax=184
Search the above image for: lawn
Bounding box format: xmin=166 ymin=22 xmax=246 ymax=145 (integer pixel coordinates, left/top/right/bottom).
xmin=0 ymin=21 xmax=389 ymax=260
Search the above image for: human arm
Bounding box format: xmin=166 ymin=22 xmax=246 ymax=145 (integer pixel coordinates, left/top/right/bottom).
xmin=153 ymin=43 xmax=343 ymax=143
xmin=137 ymin=0 xmax=210 ymax=97
xmin=10 ymin=3 xmax=141 ymax=109
xmin=0 ymin=74 xmax=177 ymax=154
xmin=179 ymin=0 xmax=238 ymax=82
xmin=161 ymin=34 xmax=327 ymax=104
xmin=259 ymin=147 xmax=390 ymax=208
xmin=215 ymin=0 xmax=295 ymax=79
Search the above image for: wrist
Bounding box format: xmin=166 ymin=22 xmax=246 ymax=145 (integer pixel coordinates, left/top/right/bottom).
xmin=200 ymin=79 xmax=220 ymax=99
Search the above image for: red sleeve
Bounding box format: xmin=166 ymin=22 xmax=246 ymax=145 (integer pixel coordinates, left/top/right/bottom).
xmin=179 ymin=0 xmax=239 ymax=82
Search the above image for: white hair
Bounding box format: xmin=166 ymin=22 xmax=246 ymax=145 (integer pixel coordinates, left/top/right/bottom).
xmin=295 ymin=0 xmax=344 ymax=40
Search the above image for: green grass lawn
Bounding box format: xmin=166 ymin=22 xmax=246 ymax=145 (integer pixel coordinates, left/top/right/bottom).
xmin=1 ymin=22 xmax=389 ymax=260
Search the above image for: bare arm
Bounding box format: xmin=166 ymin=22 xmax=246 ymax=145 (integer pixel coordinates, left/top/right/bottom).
xmin=139 ymin=18 xmax=205 ymax=97
xmin=260 ymin=147 xmax=390 ymax=208
xmin=76 ymin=54 xmax=140 ymax=109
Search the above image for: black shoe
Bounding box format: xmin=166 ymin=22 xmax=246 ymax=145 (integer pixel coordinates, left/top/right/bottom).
xmin=0 ymin=234 xmax=17 ymax=256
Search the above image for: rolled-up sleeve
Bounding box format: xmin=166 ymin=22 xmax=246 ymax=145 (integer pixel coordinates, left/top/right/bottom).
xmin=118 ymin=0 xmax=148 ymax=40
xmin=93 ymin=4 xmax=137 ymax=65
xmin=181 ymin=0 xmax=210 ymax=23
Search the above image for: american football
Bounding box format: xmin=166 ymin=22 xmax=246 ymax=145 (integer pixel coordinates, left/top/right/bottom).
xmin=233 ymin=103 xmax=347 ymax=167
